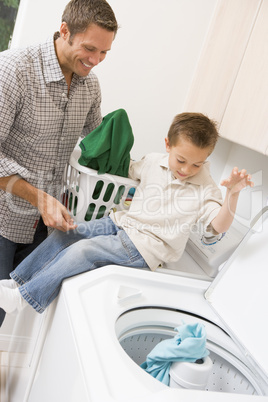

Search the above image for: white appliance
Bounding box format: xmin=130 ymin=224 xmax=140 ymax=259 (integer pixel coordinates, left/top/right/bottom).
xmin=15 ymin=208 xmax=267 ymax=401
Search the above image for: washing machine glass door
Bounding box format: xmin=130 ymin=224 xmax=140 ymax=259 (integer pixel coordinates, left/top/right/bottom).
xmin=205 ymin=208 xmax=268 ymax=388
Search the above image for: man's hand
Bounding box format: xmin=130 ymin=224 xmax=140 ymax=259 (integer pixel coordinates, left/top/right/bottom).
xmin=37 ymin=192 xmax=77 ymax=232
xmin=0 ymin=175 xmax=77 ymax=232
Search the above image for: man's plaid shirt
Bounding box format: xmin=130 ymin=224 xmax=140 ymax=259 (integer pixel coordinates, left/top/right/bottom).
xmin=0 ymin=35 xmax=102 ymax=243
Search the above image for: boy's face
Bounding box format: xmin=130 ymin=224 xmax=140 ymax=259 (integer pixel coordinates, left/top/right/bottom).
xmin=165 ymin=136 xmax=211 ymax=181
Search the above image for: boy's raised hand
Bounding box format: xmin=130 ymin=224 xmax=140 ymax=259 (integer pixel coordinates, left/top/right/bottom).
xmin=220 ymin=167 xmax=254 ymax=194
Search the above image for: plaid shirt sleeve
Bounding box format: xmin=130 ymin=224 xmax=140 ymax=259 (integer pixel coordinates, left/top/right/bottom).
xmin=0 ymin=51 xmax=31 ymax=179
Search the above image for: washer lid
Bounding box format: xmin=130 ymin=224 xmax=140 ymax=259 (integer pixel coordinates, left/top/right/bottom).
xmin=205 ymin=208 xmax=268 ymax=384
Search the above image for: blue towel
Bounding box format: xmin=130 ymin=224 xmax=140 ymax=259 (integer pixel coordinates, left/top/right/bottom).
xmin=140 ymin=323 xmax=209 ymax=385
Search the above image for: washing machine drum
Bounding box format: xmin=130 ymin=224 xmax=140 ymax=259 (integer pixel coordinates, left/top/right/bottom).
xmin=116 ymin=307 xmax=265 ymax=396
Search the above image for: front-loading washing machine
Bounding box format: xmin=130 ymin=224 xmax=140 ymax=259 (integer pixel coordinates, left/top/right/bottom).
xmin=25 ymin=210 xmax=268 ymax=401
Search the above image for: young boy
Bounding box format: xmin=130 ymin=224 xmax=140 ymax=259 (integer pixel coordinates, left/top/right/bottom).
xmin=0 ymin=113 xmax=253 ymax=314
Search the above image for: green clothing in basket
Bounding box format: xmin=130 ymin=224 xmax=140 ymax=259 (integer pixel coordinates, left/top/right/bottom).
xmin=78 ymin=109 xmax=134 ymax=177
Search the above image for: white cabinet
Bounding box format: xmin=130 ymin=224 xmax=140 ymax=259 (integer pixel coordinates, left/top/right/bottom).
xmin=220 ymin=0 xmax=268 ymax=154
xmin=184 ymin=0 xmax=268 ymax=155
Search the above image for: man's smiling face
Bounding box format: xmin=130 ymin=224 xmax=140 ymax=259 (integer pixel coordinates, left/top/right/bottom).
xmin=59 ymin=22 xmax=114 ymax=79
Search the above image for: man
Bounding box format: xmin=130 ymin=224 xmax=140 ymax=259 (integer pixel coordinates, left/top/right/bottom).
xmin=0 ymin=0 xmax=118 ymax=296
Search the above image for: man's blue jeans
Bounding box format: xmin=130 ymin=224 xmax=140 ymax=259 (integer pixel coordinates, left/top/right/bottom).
xmin=11 ymin=216 xmax=148 ymax=313
xmin=0 ymin=217 xmax=48 ymax=278
xmin=0 ymin=217 xmax=47 ymax=325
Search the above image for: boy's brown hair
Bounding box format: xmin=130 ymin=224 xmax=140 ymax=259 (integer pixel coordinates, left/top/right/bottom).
xmin=167 ymin=112 xmax=219 ymax=153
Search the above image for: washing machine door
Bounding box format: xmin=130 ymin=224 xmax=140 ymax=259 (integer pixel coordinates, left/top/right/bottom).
xmin=205 ymin=208 xmax=268 ymax=388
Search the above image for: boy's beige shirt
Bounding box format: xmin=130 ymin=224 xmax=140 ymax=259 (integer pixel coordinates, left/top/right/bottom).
xmin=111 ymin=153 xmax=223 ymax=270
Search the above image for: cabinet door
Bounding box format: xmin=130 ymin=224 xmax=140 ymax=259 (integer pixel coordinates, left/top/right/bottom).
xmin=220 ymin=0 xmax=268 ymax=154
xmin=183 ymin=0 xmax=262 ymax=126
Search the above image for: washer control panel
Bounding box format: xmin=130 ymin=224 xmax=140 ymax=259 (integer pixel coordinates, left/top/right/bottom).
xmin=185 ymin=228 xmax=242 ymax=277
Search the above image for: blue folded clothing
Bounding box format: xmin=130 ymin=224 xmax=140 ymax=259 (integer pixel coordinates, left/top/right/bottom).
xmin=140 ymin=323 xmax=209 ymax=385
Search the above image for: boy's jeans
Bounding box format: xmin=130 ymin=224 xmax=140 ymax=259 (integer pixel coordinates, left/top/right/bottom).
xmin=11 ymin=216 xmax=148 ymax=313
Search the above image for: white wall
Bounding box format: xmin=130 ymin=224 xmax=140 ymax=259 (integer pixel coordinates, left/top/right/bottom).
xmin=11 ymin=0 xmax=218 ymax=159
xmin=96 ymin=0 xmax=218 ymax=159
xmin=11 ymin=0 xmax=69 ymax=48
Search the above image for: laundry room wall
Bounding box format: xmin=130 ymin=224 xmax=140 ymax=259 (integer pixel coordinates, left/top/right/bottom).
xmin=96 ymin=0 xmax=218 ymax=159
xmin=10 ymin=0 xmax=218 ymax=160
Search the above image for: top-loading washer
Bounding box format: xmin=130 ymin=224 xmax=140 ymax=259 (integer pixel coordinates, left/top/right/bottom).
xmin=25 ymin=209 xmax=268 ymax=402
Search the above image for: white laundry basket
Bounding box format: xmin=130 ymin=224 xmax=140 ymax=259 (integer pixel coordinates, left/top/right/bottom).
xmin=61 ymin=142 xmax=138 ymax=222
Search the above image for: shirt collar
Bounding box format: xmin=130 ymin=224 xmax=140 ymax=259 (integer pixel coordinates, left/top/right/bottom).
xmin=41 ymin=35 xmax=65 ymax=84
xmin=159 ymin=154 xmax=210 ymax=186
